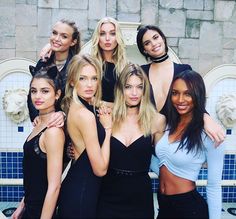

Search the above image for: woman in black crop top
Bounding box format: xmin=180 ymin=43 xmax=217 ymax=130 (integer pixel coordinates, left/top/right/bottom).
xmin=136 ymin=24 xmax=225 ymax=146
xmin=97 ymin=63 xmax=166 ymax=218
xmin=12 ymin=66 xmax=65 ymax=219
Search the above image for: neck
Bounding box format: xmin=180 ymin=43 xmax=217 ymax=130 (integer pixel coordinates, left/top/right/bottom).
xmin=103 ymin=51 xmax=113 ymax=63
xmin=39 ymin=109 xmax=55 ymax=117
xmin=127 ymin=105 xmax=139 ymax=115
xmin=150 ymin=53 xmax=169 ymax=63
xmin=55 ymin=51 xmax=69 ymax=62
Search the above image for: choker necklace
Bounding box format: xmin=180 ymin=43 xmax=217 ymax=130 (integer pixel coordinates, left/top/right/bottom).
xmin=39 ymin=110 xmax=55 ymax=116
xmin=127 ymin=104 xmax=140 ymax=108
xmin=150 ymin=53 xmax=169 ymax=63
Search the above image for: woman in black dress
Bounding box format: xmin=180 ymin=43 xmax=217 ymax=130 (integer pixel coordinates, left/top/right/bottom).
xmin=56 ymin=54 xmax=112 ymax=218
xmin=12 ymin=66 xmax=65 ymax=219
xmin=97 ymin=63 xmax=166 ymax=218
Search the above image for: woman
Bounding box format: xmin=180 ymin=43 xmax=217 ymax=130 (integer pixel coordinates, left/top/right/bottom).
xmin=136 ymin=25 xmax=225 ymax=145
xmin=12 ymin=66 xmax=65 ymax=219
xmin=91 ymin=16 xmax=128 ymax=106
xmin=56 ymin=54 xmax=112 ymax=218
xmin=151 ymin=70 xmax=224 ymax=219
xmin=97 ymin=63 xmax=166 ymax=218
xmin=28 ymin=19 xmax=81 ymax=127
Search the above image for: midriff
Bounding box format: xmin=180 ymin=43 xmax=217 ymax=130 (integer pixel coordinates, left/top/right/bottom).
xmin=159 ymin=165 xmax=195 ymax=195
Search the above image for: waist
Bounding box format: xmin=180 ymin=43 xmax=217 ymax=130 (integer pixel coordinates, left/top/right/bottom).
xmin=108 ymin=168 xmax=148 ymax=177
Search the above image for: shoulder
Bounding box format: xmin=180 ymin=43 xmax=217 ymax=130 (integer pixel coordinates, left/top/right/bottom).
xmin=44 ymin=127 xmax=65 ymax=140
xmin=70 ymin=103 xmax=96 ymax=125
xmin=152 ymin=112 xmax=166 ymax=133
xmin=174 ymin=63 xmax=192 ymax=74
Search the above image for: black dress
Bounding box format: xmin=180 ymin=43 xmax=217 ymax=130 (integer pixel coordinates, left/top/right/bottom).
xmin=102 ymin=62 xmax=117 ymax=103
xmin=56 ymin=97 xmax=106 ymax=218
xmin=22 ymin=127 xmax=49 ymax=218
xmin=97 ymin=135 xmax=154 ymax=219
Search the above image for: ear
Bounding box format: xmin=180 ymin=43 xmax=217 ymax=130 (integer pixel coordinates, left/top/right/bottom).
xmin=70 ymin=81 xmax=74 ymax=87
xmin=29 ymin=65 xmax=36 ymax=76
xmin=47 ymin=66 xmax=58 ymax=79
xmin=70 ymin=39 xmax=77 ymax=47
xmin=55 ymin=89 xmax=61 ymax=100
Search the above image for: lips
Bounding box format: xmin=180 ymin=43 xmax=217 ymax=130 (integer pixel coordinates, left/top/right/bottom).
xmin=105 ymin=43 xmax=111 ymax=47
xmin=130 ymin=97 xmax=139 ymax=101
xmin=34 ymin=101 xmax=44 ymax=106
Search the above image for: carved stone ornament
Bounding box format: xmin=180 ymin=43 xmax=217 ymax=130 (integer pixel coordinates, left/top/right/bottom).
xmin=216 ymin=93 xmax=236 ymax=128
xmin=2 ymin=88 xmax=29 ymax=124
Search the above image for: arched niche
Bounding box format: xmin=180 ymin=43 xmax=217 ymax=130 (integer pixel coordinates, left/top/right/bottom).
xmin=204 ymin=64 xmax=236 ymax=152
xmin=0 ymin=57 xmax=35 ymax=150
xmin=81 ymin=22 xmax=181 ymax=65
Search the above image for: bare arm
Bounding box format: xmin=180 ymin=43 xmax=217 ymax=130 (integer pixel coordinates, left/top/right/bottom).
xmin=204 ymin=113 xmax=225 ymax=147
xmin=76 ymin=107 xmax=112 ymax=176
xmin=153 ymin=113 xmax=166 ymax=145
xmin=40 ymin=127 xmax=65 ymax=219
xmin=39 ymin=43 xmax=52 ymax=61
xmin=12 ymin=197 xmax=25 ymax=219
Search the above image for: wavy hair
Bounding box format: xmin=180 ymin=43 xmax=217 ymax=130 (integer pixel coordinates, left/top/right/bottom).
xmin=113 ymin=63 xmax=156 ymax=136
xmin=61 ymin=54 xmax=102 ymax=115
xmin=91 ymin=17 xmax=127 ymax=77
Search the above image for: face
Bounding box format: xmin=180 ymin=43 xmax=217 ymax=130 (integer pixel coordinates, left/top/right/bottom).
xmin=50 ymin=21 xmax=76 ymax=53
xmin=31 ymin=78 xmax=60 ymax=113
xmin=75 ymin=64 xmax=99 ymax=102
xmin=98 ymin=22 xmax=118 ymax=53
xmin=124 ymin=75 xmax=143 ymax=107
xmin=171 ymin=79 xmax=194 ymax=117
xmin=142 ymin=29 xmax=166 ymax=57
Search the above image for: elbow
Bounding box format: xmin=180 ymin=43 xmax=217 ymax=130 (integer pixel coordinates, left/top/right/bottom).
xmin=48 ymin=183 xmax=61 ymax=195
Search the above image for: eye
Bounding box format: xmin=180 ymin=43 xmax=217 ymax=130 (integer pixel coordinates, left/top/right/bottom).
xmin=110 ymin=31 xmax=116 ymax=36
xmin=100 ymin=32 xmax=105 ymax=36
xmin=52 ymin=30 xmax=57 ymax=35
xmin=143 ymin=41 xmax=150 ymax=47
xmin=171 ymin=91 xmax=177 ymax=96
xmin=153 ymin=35 xmax=159 ymax=40
xmin=185 ymin=92 xmax=191 ymax=97
xmin=61 ymin=34 xmax=68 ymax=39
xmin=79 ymin=77 xmax=85 ymax=81
xmin=42 ymin=90 xmax=49 ymax=94
xmin=92 ymin=76 xmax=98 ymax=81
xmin=125 ymin=85 xmax=132 ymax=89
xmin=137 ymin=85 xmax=143 ymax=90
xmin=31 ymin=89 xmax=36 ymax=94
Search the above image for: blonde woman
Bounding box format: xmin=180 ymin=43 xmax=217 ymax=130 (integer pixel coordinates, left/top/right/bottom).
xmin=56 ymin=54 xmax=112 ymax=218
xmin=97 ymin=63 xmax=166 ymax=218
xmin=91 ymin=17 xmax=128 ymax=107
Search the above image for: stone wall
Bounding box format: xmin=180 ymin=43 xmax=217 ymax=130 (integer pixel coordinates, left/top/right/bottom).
xmin=0 ymin=0 xmax=236 ymax=74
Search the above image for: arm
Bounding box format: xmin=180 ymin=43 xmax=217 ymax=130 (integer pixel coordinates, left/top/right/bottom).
xmin=40 ymin=127 xmax=65 ymax=219
xmin=205 ymin=137 xmax=225 ymax=219
xmin=12 ymin=197 xmax=25 ymax=219
xmin=76 ymin=108 xmax=112 ymax=176
xmin=39 ymin=43 xmax=52 ymax=61
xmin=204 ymin=113 xmax=225 ymax=147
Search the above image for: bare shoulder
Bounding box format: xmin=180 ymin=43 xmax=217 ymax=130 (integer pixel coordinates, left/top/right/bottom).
xmin=152 ymin=112 xmax=166 ymax=134
xmin=44 ymin=127 xmax=65 ymax=141
xmin=69 ymin=102 xmax=96 ymax=127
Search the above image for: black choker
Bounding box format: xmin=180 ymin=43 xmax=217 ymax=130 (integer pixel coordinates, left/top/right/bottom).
xmin=150 ymin=53 xmax=169 ymax=63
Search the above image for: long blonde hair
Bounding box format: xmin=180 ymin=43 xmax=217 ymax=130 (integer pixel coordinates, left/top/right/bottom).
xmin=112 ymin=63 xmax=156 ymax=136
xmin=91 ymin=17 xmax=127 ymax=77
xmin=61 ymin=54 xmax=102 ymax=115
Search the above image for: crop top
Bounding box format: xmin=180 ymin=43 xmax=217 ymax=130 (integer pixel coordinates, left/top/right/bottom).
xmin=150 ymin=130 xmax=224 ymax=219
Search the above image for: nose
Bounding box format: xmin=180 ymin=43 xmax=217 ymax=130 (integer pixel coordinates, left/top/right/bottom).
xmin=132 ymin=87 xmax=137 ymax=96
xmin=105 ymin=33 xmax=110 ymax=41
xmin=178 ymin=94 xmax=184 ymax=103
xmin=86 ymin=79 xmax=92 ymax=87
xmin=55 ymin=34 xmax=60 ymax=41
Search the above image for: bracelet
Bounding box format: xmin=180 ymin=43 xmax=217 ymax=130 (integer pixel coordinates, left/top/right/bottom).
xmin=104 ymin=126 xmax=112 ymax=130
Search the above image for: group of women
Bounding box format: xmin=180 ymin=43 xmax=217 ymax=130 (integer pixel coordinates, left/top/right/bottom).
xmin=12 ymin=16 xmax=225 ymax=219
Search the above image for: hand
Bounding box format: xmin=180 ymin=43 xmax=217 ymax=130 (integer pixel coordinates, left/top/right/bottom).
xmin=98 ymin=106 xmax=112 ymax=130
xmin=47 ymin=111 xmax=65 ymax=128
xmin=12 ymin=204 xmax=24 ymax=219
xmin=39 ymin=43 xmax=52 ymax=61
xmin=67 ymin=141 xmax=75 ymax=160
xmin=204 ymin=114 xmax=226 ymax=147
xmin=32 ymin=116 xmax=40 ymax=127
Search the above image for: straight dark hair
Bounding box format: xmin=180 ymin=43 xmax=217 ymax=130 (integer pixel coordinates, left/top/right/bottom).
xmin=167 ymin=70 xmax=206 ymax=154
